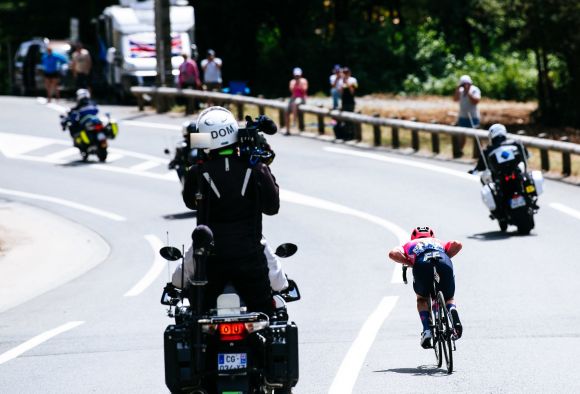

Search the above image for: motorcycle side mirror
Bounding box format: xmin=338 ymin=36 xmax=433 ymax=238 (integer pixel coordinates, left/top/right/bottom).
xmin=274 ymin=243 xmax=298 ymax=258
xmin=159 ymin=246 xmax=182 ymax=261
xmin=281 ymin=279 xmax=301 ymax=302
xmin=163 ymin=148 xmax=170 ymax=155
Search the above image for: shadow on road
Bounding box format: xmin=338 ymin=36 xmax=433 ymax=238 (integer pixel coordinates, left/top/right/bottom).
xmin=163 ymin=211 xmax=197 ymax=220
xmin=374 ymin=364 xmax=449 ymax=376
xmin=468 ymin=230 xmax=538 ymax=241
xmin=58 ymin=160 xmax=100 ymax=167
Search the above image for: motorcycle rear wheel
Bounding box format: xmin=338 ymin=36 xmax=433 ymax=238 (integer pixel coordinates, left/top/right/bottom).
xmin=97 ymin=147 xmax=108 ymax=162
xmin=512 ymin=207 xmax=534 ymax=235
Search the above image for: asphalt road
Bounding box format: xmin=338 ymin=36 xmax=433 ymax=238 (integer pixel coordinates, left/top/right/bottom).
xmin=1 ymin=96 xmax=580 ymax=393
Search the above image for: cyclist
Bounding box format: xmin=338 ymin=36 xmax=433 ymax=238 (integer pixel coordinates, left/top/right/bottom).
xmin=388 ymin=226 xmax=463 ymax=348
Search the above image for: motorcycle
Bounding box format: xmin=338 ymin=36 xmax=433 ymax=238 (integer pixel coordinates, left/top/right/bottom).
xmin=479 ymin=150 xmax=544 ymax=234
xmin=164 ymin=139 xmax=198 ymax=186
xmin=160 ymin=226 xmax=300 ymax=394
xmin=60 ymin=112 xmax=118 ymax=162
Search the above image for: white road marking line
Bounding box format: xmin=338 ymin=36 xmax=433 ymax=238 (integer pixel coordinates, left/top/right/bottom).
xmin=124 ymin=235 xmax=167 ymax=297
xmin=0 ymin=321 xmax=84 ymax=365
xmin=129 ymin=160 xmax=161 ymax=171
xmin=324 ymin=146 xmax=479 ymax=182
xmin=105 ymin=152 xmax=123 ymax=162
xmin=280 ymin=189 xmax=406 ymax=283
xmin=328 ymin=296 xmax=398 ymax=394
xmin=0 ymin=188 xmax=126 ymax=222
xmin=44 ymin=147 xmax=79 ymax=160
xmin=121 ymin=120 xmax=181 ymax=131
xmin=550 ymin=202 xmax=580 ymax=221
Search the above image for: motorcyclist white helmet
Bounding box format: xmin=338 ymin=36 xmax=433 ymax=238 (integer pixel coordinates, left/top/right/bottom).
xmin=195 ymin=106 xmax=239 ymax=150
xmin=76 ymin=88 xmax=90 ymax=101
xmin=489 ymin=123 xmax=507 ymax=143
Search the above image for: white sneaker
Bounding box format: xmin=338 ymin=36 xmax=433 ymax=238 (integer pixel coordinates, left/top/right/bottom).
xmin=421 ymin=329 xmax=432 ymax=349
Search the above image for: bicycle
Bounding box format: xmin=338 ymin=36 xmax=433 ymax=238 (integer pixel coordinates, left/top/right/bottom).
xmin=403 ymin=251 xmax=457 ymax=374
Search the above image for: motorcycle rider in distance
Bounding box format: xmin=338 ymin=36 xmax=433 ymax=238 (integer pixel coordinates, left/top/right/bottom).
xmin=469 ymin=123 xmax=529 ymax=178
xmin=63 ymin=89 xmax=99 ymax=139
xmin=388 ymin=226 xmax=463 ymax=349
xmin=172 ymin=106 xmax=284 ymax=315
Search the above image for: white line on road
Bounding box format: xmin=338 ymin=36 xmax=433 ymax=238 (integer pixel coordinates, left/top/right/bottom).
xmin=0 ymin=188 xmax=126 ymax=222
xmin=0 ymin=321 xmax=84 ymax=365
xmin=328 ymin=296 xmax=398 ymax=394
xmin=121 ymin=120 xmax=182 ymax=131
xmin=124 ymin=235 xmax=167 ymax=297
xmin=280 ymin=189 xmax=407 ymax=283
xmin=129 ymin=160 xmax=161 ymax=171
xmin=324 ymin=146 xmax=479 ymax=182
xmin=550 ymin=202 xmax=580 ymax=221
xmin=44 ymin=147 xmax=79 ymax=161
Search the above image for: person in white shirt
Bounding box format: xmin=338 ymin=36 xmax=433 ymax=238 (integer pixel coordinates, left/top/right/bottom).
xmin=453 ymin=74 xmax=481 ymax=154
xmin=200 ymin=49 xmax=223 ymax=91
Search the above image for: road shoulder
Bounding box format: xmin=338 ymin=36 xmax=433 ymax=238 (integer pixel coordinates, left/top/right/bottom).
xmin=0 ymin=200 xmax=110 ymax=313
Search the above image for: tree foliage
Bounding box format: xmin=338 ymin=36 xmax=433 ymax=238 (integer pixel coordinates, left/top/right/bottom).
xmin=0 ymin=0 xmax=579 ymax=127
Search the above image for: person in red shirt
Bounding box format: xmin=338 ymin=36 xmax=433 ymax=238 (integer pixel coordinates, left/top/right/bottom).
xmin=388 ymin=226 xmax=463 ymax=348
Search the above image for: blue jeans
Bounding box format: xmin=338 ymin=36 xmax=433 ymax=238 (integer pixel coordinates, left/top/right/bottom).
xmin=331 ymin=88 xmax=340 ymax=110
xmin=457 ymin=117 xmax=480 ymax=128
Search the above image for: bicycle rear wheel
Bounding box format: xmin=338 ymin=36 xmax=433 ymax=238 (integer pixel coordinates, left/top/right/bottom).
xmin=437 ymin=291 xmax=454 ymax=374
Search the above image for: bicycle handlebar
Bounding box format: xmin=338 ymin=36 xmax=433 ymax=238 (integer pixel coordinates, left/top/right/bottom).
xmin=402 ymin=265 xmax=408 ymax=284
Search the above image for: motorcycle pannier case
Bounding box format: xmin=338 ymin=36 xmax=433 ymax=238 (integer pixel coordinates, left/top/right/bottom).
xmin=480 ymin=184 xmax=497 ymax=211
xmin=164 ymin=324 xmax=194 ymax=392
xmin=265 ymin=322 xmax=299 ymax=388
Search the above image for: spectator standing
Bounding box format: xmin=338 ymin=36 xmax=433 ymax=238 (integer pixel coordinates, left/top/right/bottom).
xmin=70 ymin=43 xmax=93 ymax=90
xmin=329 ymin=64 xmax=342 ymax=110
xmin=41 ymin=47 xmax=67 ymax=102
xmin=178 ymin=53 xmax=201 ymax=113
xmin=201 ymin=49 xmax=223 ymax=91
xmin=334 ymin=67 xmax=358 ymax=140
xmin=285 ymin=67 xmax=308 ymax=135
xmin=453 ymin=74 xmax=481 ymax=154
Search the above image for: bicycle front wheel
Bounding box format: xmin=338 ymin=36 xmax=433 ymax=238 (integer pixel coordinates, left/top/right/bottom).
xmin=430 ymin=296 xmax=443 ymax=368
xmin=437 ymin=291 xmax=454 ymax=374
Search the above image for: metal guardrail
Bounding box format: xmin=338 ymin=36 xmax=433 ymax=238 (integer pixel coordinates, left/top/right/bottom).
xmin=131 ymin=86 xmax=579 ymax=177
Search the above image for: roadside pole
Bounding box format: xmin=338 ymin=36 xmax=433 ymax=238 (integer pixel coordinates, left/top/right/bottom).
xmin=155 ymin=0 xmax=173 ymax=112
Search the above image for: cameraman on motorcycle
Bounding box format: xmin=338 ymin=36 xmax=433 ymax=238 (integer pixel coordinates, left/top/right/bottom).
xmin=388 ymin=226 xmax=463 ymax=349
xmin=62 ymin=89 xmax=99 ymax=138
xmin=469 ymin=123 xmax=529 ymax=177
xmin=172 ymin=106 xmax=282 ymax=315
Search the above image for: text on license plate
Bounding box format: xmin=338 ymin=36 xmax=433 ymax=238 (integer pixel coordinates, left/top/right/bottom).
xmin=510 ymin=196 xmax=526 ymax=209
xmin=218 ymin=353 xmax=247 ymax=371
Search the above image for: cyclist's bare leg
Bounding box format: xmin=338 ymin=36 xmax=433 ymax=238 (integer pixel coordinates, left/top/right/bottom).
xmin=416 ymin=294 xmax=429 ymax=312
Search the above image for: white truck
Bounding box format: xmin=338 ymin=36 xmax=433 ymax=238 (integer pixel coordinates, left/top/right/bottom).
xmin=99 ymin=0 xmax=195 ymax=99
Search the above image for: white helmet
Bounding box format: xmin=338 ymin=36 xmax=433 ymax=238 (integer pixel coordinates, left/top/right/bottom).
xmin=76 ymin=88 xmax=90 ymax=101
xmin=195 ymin=106 xmax=239 ymax=150
xmin=489 ymin=123 xmax=507 ymax=142
xmin=458 ymin=75 xmax=472 ymax=85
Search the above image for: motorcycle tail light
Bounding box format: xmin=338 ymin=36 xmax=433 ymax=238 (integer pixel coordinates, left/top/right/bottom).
xmin=94 ymin=123 xmax=104 ymax=131
xmin=244 ymin=321 xmax=268 ymax=333
xmin=218 ymin=322 xmax=247 ymax=341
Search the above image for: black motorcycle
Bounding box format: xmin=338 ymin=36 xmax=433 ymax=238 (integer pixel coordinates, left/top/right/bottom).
xmin=480 ymin=158 xmax=544 ymax=235
xmin=60 ymin=112 xmax=118 ymax=162
xmin=160 ymin=226 xmax=300 ymax=394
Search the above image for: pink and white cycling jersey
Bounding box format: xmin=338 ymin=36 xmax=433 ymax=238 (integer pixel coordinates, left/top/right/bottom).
xmin=402 ymin=237 xmax=452 ymax=265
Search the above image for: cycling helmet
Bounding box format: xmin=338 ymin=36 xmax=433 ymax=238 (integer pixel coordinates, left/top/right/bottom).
xmin=76 ymin=88 xmax=90 ymax=101
xmin=196 ymin=106 xmax=239 ymax=150
xmin=489 ymin=123 xmax=507 ymax=144
xmin=410 ymin=226 xmax=435 ymax=240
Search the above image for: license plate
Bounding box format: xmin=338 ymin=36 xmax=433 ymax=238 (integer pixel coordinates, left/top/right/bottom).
xmin=510 ymin=196 xmax=526 ymax=209
xmin=525 ymin=185 xmax=535 ymax=193
xmin=218 ymin=353 xmax=247 ymax=371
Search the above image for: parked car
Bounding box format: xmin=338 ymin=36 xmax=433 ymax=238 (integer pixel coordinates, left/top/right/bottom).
xmin=13 ymin=38 xmax=74 ymax=96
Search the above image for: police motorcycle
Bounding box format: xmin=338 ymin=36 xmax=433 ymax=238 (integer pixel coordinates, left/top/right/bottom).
xmin=160 ymin=226 xmax=300 ymax=394
xmin=477 ymin=125 xmax=544 ymax=234
xmin=59 ymin=92 xmax=118 ymax=162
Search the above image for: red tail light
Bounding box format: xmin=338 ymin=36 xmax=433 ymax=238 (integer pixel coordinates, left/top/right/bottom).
xmin=504 ymin=173 xmax=517 ymax=182
xmin=219 ymin=323 xmax=247 ymax=341
xmin=93 ymin=123 xmax=104 ymax=131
